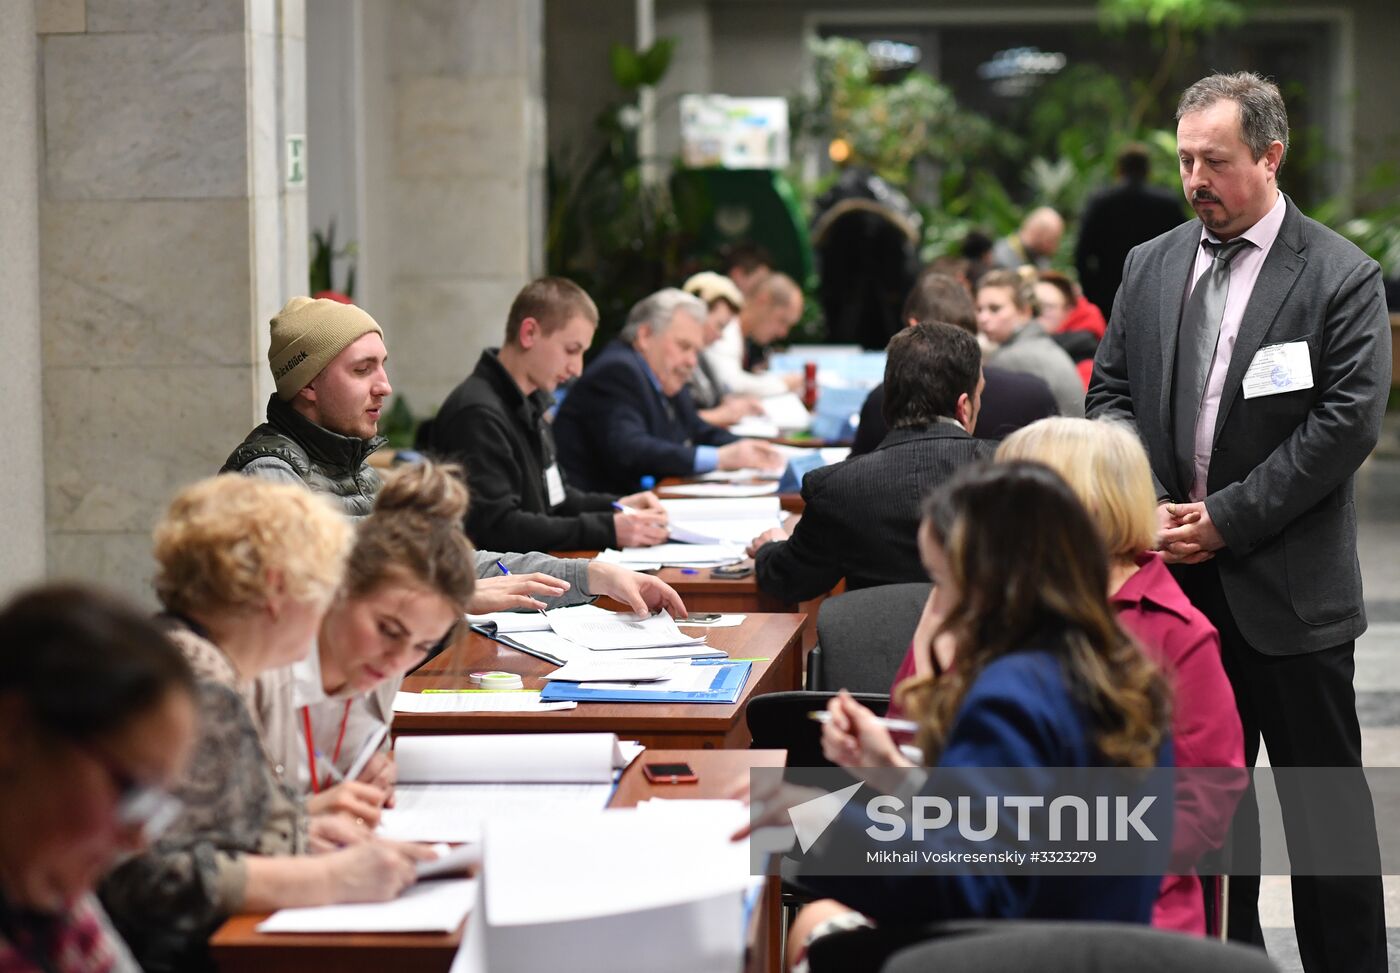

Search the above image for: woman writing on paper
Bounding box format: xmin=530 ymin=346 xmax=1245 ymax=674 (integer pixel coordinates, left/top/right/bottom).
xmin=252 ymin=461 xmax=477 ymax=845
xmin=0 ymin=585 xmax=197 ymax=973
xmin=100 ymin=476 xmax=435 ymax=973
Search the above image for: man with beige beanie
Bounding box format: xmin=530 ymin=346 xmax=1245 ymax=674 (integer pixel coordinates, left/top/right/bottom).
xmin=221 ymin=297 xmax=688 ymax=618
xmin=222 ymin=296 xmax=392 ymax=518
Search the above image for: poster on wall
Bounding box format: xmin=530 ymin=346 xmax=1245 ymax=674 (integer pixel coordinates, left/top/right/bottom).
xmin=680 ymin=95 xmax=790 ymax=170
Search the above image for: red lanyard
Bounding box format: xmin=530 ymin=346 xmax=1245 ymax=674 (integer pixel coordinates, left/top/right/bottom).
xmin=303 ymin=700 xmax=352 ymax=794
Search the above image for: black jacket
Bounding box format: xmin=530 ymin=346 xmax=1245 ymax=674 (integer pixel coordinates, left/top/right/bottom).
xmin=429 ymin=350 xmax=618 ymax=552
xmin=850 ymin=366 xmax=1058 ymax=456
xmin=1075 ymin=181 xmax=1186 ymax=316
xmin=755 ymin=424 xmax=995 ymax=603
xmin=554 ymin=340 xmax=736 ymax=494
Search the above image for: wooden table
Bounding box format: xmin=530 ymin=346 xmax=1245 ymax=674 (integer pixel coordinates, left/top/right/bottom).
xmin=395 ymin=614 xmax=804 ymax=749
xmin=210 ymin=749 xmax=788 ymax=973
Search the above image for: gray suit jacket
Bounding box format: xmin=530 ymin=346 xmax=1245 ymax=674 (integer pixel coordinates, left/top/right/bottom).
xmin=1087 ymin=195 xmax=1391 ymax=654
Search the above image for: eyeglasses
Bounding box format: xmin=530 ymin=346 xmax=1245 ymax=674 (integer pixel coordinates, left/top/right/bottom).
xmin=77 ymin=741 xmax=184 ymax=842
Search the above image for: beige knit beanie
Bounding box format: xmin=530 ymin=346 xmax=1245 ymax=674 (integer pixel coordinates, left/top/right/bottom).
xmin=268 ymin=297 xmax=384 ymax=400
xmin=682 ymin=271 xmax=745 ymax=310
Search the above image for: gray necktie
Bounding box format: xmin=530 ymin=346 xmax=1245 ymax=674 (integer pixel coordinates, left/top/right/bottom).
xmin=1172 ymin=237 xmax=1252 ymax=494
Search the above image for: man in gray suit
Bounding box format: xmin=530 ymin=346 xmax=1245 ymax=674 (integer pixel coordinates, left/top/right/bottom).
xmin=1088 ymin=73 xmax=1390 ymax=970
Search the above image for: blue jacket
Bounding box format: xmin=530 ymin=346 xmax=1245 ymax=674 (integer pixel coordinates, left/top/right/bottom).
xmin=554 ymin=340 xmax=737 ymax=494
xmin=801 ymin=647 xmax=1169 ymax=926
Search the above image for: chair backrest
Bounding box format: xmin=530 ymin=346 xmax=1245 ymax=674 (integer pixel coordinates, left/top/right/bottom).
xmin=880 ymin=921 xmax=1278 ymax=973
xmin=814 ymin=583 xmax=931 ymax=694
xmin=745 ymin=690 xmax=888 ymax=767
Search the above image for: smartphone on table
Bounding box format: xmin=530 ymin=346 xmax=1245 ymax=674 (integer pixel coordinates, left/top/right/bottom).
xmin=642 ymin=761 xmax=698 ymax=784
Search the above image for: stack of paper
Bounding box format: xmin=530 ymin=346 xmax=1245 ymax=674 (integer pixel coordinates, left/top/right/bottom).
xmin=545 ymin=606 xmax=706 ymax=652
xmin=698 ymin=467 xmax=780 ymax=483
xmin=393 ymin=691 xmax=578 ymax=713
xmin=460 ymin=808 xmax=754 ymax=973
xmin=258 ymin=879 xmax=476 ymax=934
xmin=658 ymin=481 xmax=779 ymax=498
xmin=469 ymin=604 xmax=724 ymax=666
xmin=378 ymin=734 xmax=623 ymax=843
xmin=538 ymin=660 xmax=752 ymax=705
xmin=660 ymin=497 xmax=783 ymax=545
xmin=594 ymin=542 xmax=746 ymax=570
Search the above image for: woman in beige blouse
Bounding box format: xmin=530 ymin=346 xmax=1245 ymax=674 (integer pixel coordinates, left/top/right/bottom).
xmin=100 ymin=475 xmax=432 ymax=973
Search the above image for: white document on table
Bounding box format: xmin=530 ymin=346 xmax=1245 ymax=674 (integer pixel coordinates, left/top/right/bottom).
xmin=698 ymin=467 xmax=780 ymax=483
xmin=465 ymin=610 xmax=551 ymax=634
xmin=379 ymin=782 xmax=614 ymax=843
xmin=595 ymin=542 xmax=746 ymax=567
xmin=541 ymin=659 xmax=674 ymax=682
xmin=570 ymin=663 xmax=727 ymax=694
xmin=508 ymin=630 xmax=726 ymax=664
xmin=393 ymin=691 xmax=578 ymax=713
xmin=658 ymin=481 xmax=781 ymax=498
xmin=395 ymin=733 xmax=623 ymax=784
xmin=544 ymin=606 xmax=706 ymax=652
xmin=256 ymin=878 xmax=476 ymax=934
xmin=661 ymin=497 xmax=784 ymax=545
xmin=759 ymin=392 xmax=812 ymax=429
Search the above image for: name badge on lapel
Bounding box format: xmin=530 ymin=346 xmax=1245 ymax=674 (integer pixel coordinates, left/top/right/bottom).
xmin=1242 ymin=341 xmax=1313 ymax=399
xmin=544 ymin=463 xmax=566 ymax=507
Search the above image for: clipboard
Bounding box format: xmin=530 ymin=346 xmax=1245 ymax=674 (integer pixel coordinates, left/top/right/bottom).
xmin=537 ymin=660 xmax=751 ymax=704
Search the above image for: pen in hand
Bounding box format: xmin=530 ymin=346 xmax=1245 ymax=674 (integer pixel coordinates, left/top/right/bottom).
xmin=495 ymin=560 xmax=550 ymax=619
xmin=807 ymin=711 xmax=920 ymax=735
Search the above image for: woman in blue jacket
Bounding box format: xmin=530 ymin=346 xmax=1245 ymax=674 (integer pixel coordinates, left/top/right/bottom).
xmin=745 ymin=461 xmax=1174 ymax=972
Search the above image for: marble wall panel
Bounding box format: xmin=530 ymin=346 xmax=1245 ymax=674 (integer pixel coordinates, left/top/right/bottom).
xmin=393 ymin=76 xmax=530 ymax=180
xmin=36 ymin=0 xmax=85 ymax=34
xmin=42 ymin=364 xmax=256 ymax=534
xmin=389 ymin=275 xmax=523 ymax=414
xmin=249 ymin=31 xmax=281 ymax=200
xmin=41 ymin=198 xmax=253 ymax=368
xmin=85 ymin=0 xmax=243 ymax=33
xmin=390 ymin=0 xmax=526 ymax=80
xmin=44 ymin=32 xmax=248 ymax=200
xmin=390 ymin=176 xmax=528 ymax=280
xmin=47 ymin=531 xmax=159 ymax=606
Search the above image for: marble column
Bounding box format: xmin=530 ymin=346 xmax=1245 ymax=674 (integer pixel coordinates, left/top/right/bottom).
xmin=365 ymin=0 xmax=547 ymax=417
xmin=37 ymin=0 xmax=307 ymax=602
xmin=1 ymin=0 xmax=46 ymax=598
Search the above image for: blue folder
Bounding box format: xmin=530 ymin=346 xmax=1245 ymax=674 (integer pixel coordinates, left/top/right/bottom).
xmin=538 ymin=660 xmax=752 ymax=704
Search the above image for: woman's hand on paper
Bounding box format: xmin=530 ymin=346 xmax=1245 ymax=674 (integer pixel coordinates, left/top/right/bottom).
xmin=307 ymin=779 xmax=389 ymax=827
xmin=586 ymin=561 xmax=687 ymax=618
xmin=357 ymin=752 xmax=397 ymax=807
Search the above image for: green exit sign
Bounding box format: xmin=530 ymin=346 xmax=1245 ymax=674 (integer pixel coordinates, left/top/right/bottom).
xmin=286 ymin=134 xmax=306 ymax=186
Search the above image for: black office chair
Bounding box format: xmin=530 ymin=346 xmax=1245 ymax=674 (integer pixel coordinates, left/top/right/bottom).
xmin=808 ymin=582 xmax=931 ymax=692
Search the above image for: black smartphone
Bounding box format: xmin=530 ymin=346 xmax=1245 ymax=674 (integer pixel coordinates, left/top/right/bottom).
xmin=681 ymin=612 xmax=722 ymax=623
xmin=711 ymin=563 xmax=754 ymax=579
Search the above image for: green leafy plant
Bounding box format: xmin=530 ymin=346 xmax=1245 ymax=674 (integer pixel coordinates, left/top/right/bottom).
xmin=309 ymin=219 xmax=357 ymax=299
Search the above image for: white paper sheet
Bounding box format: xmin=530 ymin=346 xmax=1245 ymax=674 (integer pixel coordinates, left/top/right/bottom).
xmin=570 ymin=664 xmax=726 ymax=694
xmin=394 ymin=733 xmax=622 ymax=784
xmin=659 ymin=481 xmax=780 ymax=498
xmin=256 ymin=878 xmax=476 ymax=933
xmin=698 ymin=467 xmax=780 ymax=483
xmin=541 ymin=659 xmax=675 ymax=682
xmin=661 ymin=497 xmax=784 ymax=545
xmin=544 ymin=609 xmax=707 ymax=652
xmin=465 ymin=610 xmax=551 ymax=634
xmin=415 ymin=842 xmax=481 ymax=879
xmin=595 ymin=542 xmax=746 ymax=567
xmin=677 ymin=613 xmax=746 ymax=628
xmin=509 ymin=630 xmax=726 ymax=664
xmin=393 ymin=691 xmax=578 ymax=714
xmin=379 ymin=783 xmax=613 ymax=843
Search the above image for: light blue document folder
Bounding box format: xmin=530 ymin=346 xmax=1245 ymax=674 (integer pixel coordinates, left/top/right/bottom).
xmin=538 ymin=660 xmax=752 ymax=704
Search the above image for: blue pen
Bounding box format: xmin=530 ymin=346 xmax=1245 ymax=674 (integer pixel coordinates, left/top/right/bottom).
xmin=610 ymin=502 xmax=635 ymax=515
xmin=495 ymin=560 xmax=550 ymax=619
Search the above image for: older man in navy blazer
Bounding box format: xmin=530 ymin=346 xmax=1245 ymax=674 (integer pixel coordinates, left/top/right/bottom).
xmin=555 ymin=288 xmax=783 ymax=494
xmin=1088 ymin=72 xmax=1391 ymax=970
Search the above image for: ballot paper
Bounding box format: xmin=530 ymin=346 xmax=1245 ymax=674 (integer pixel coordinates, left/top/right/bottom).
xmin=594 ymin=542 xmax=746 ymax=568
xmin=471 ymin=808 xmax=752 ymax=973
xmin=393 ymin=691 xmax=578 ymax=713
xmin=465 ymin=610 xmax=551 ymax=634
xmin=657 ymin=481 xmax=779 ymax=498
xmin=543 ymin=606 xmax=707 ymax=652
xmin=257 ymin=878 xmax=476 ymax=934
xmin=507 ymin=629 xmax=726 ymax=665
xmin=661 ymin=497 xmax=784 ymax=545
xmin=698 ymin=467 xmax=780 ymax=483
xmin=540 ymin=659 xmax=675 ymax=682
xmin=378 ymin=734 xmax=623 ymax=843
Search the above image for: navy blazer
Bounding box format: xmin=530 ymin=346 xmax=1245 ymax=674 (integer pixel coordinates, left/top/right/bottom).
xmin=800 ymin=648 xmax=1169 ymax=926
xmin=554 ymin=340 xmax=737 ymax=494
xmin=1088 ymin=195 xmax=1392 ymax=653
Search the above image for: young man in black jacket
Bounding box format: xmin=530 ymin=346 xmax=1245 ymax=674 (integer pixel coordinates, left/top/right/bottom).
xmin=429 ymin=277 xmax=670 ymax=553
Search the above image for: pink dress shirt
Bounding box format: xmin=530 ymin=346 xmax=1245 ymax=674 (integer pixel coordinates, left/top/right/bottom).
xmin=884 ymin=553 xmax=1244 ymax=934
xmin=1186 ymin=191 xmax=1288 ymax=500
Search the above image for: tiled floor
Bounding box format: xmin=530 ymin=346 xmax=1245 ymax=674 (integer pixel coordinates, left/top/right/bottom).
xmin=1255 ymin=442 xmax=1400 ymax=972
